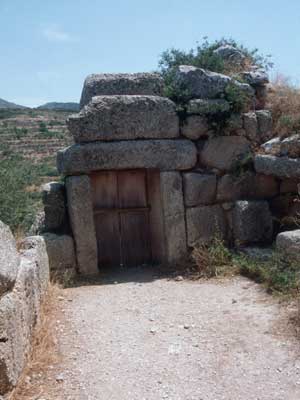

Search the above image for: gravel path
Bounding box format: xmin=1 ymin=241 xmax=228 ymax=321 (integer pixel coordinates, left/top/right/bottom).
xmin=27 ymin=268 xmax=300 ymax=399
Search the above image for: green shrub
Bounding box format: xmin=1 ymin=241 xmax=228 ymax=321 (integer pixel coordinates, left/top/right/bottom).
xmin=0 ymin=155 xmax=39 ymax=233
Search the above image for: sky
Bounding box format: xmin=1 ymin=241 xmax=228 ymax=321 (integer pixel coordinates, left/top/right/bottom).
xmin=1 ymin=0 xmax=300 ymax=107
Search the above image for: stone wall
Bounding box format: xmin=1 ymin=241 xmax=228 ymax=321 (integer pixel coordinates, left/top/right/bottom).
xmin=0 ymin=221 xmax=50 ymax=396
xmin=53 ymin=65 xmax=288 ymax=274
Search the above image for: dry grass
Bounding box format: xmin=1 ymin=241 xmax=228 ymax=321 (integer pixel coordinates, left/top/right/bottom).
xmin=267 ymin=74 xmax=300 ymax=138
xmin=8 ymin=282 xmax=63 ymax=400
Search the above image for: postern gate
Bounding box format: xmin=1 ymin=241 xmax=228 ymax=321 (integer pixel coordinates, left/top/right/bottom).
xmin=58 ymin=70 xmax=275 ymax=275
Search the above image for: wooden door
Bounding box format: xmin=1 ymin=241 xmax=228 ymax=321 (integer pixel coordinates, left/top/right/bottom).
xmin=91 ymin=170 xmax=152 ymax=268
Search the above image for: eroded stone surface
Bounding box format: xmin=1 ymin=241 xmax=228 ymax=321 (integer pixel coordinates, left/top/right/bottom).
xmin=187 ymin=99 xmax=230 ymax=115
xmin=255 ymin=154 xmax=300 ymax=178
xmin=186 ymin=205 xmax=227 ymax=246
xmin=0 ymin=221 xmax=19 ymax=297
xmin=183 ymin=173 xmax=217 ymax=206
xmin=181 ymin=115 xmax=209 ymax=140
xmin=276 ymin=230 xmax=300 ymax=261
xmin=41 ymin=182 xmax=66 ymax=232
xmin=66 ymin=176 xmax=98 ymax=275
xmin=80 ymin=73 xmax=164 ymax=108
xmin=57 ymin=140 xmax=197 ymax=175
xmin=69 ymin=95 xmax=179 ymax=143
xmin=42 ymin=233 xmax=76 ymax=271
xmin=233 ymin=201 xmax=273 ymax=245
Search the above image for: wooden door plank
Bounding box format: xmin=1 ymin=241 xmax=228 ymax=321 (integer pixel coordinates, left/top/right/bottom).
xmin=91 ymin=171 xmax=118 ymax=208
xmin=120 ymin=211 xmax=151 ymax=267
xmin=94 ymin=213 xmax=121 ymax=268
xmin=118 ymin=171 xmax=147 ymax=208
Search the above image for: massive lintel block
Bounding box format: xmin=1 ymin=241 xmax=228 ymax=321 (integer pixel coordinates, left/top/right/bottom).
xmin=68 ymin=95 xmax=179 ymax=143
xmin=80 ymin=73 xmax=164 ymax=108
xmin=57 ymin=140 xmax=197 ymax=175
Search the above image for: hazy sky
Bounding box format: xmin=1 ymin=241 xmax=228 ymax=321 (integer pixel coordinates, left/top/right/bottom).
xmin=1 ymin=0 xmax=300 ymax=107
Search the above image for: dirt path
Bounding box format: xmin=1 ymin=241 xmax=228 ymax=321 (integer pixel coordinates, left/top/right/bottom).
xmin=20 ymin=268 xmax=300 ymax=399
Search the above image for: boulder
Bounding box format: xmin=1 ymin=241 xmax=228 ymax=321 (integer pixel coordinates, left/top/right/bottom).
xmin=280 ymin=134 xmax=300 ymax=158
xmin=186 ymin=205 xmax=227 ymax=246
xmin=0 ymin=221 xmax=19 ymax=297
xmin=68 ymin=95 xmax=179 ymax=143
xmin=200 ymin=136 xmax=252 ymax=171
xmin=66 ymin=176 xmax=98 ymax=275
xmin=57 ymin=140 xmax=197 ymax=175
xmin=183 ymin=173 xmax=217 ymax=206
xmin=243 ymin=112 xmax=258 ymax=142
xmin=254 ymin=155 xmax=300 ymax=179
xmin=42 ymin=233 xmax=76 ymax=271
xmin=241 ymin=70 xmax=269 ymax=87
xmin=175 ymin=65 xmax=231 ymax=99
xmin=256 ymin=110 xmax=273 ymax=142
xmin=276 ymin=230 xmax=300 ymax=261
xmin=181 ymin=115 xmax=209 ymax=140
xmin=187 ymin=99 xmax=230 ymax=115
xmin=232 ymin=201 xmax=273 ymax=245
xmin=41 ymin=182 xmax=66 ymax=232
xmin=261 ymin=137 xmax=282 ymax=156
xmin=213 ymin=45 xmax=245 ymax=63
xmin=80 ymin=72 xmax=164 ymax=108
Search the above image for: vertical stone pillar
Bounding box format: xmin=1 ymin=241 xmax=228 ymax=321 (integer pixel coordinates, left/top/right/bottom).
xmin=160 ymin=172 xmax=187 ymax=265
xmin=66 ymin=175 xmax=98 ymax=275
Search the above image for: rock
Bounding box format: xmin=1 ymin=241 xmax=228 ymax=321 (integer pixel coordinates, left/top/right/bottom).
xmin=213 ymin=45 xmax=245 ymax=63
xmin=187 ymin=99 xmax=230 ymax=115
xmin=232 ymin=201 xmax=273 ymax=245
xmin=239 ymin=246 xmax=273 ymax=262
xmin=175 ymin=65 xmax=231 ymax=99
xmin=41 ymin=182 xmax=66 ymax=232
xmin=225 ymin=114 xmax=243 ymax=133
xmin=186 ymin=205 xmax=227 ymax=246
xmin=280 ymin=179 xmax=298 ymax=194
xmin=200 ymin=136 xmax=252 ymax=172
xmin=29 ymin=211 xmax=46 ymax=235
xmin=57 ymin=140 xmax=197 ymax=175
xmin=280 ymin=135 xmax=300 ymax=158
xmin=255 ymin=85 xmax=268 ymax=110
xmin=243 ymin=112 xmax=258 ymax=142
xmin=241 ymin=70 xmax=269 ymax=86
xmin=181 ymin=116 xmax=209 ymax=140
xmin=42 ymin=233 xmax=76 ymax=271
xmin=256 ymin=110 xmax=273 ymax=142
xmin=80 ymin=72 xmax=164 ymax=108
xmin=217 ymin=173 xmax=278 ymax=202
xmin=183 ymin=173 xmax=217 ymax=206
xmin=0 ymin=221 xmax=19 ymax=297
xmin=160 ymin=172 xmax=187 ymax=263
xmin=261 ymin=137 xmax=282 ymax=156
xmin=68 ymin=95 xmax=179 ymax=143
xmin=20 ymin=236 xmax=50 ymax=301
xmin=254 ymin=155 xmax=300 ymax=178
xmin=66 ymin=176 xmax=98 ymax=275
xmin=276 ymin=230 xmax=300 ymax=261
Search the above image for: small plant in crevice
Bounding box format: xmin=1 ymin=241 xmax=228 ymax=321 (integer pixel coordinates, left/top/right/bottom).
xmin=230 ymin=152 xmax=254 ymax=177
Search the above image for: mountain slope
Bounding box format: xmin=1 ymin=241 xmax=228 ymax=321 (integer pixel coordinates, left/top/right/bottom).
xmin=0 ymin=98 xmax=27 ymax=109
xmin=37 ymin=102 xmax=79 ymax=112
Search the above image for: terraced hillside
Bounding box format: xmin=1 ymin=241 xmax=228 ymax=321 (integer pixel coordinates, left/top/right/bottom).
xmin=0 ymin=108 xmax=73 ymax=179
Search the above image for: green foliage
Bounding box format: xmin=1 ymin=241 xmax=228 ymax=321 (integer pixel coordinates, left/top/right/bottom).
xmin=234 ymin=252 xmax=300 ymax=295
xmin=0 ymin=155 xmax=39 ymax=233
xmin=223 ymin=82 xmax=252 ymax=113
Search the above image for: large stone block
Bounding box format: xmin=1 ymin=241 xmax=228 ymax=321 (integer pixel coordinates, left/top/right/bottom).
xmin=187 ymin=99 xmax=230 ymax=115
xmin=200 ymin=136 xmax=252 ymax=171
xmin=41 ymin=182 xmax=66 ymax=232
xmin=183 ymin=173 xmax=217 ymax=206
xmin=254 ymin=155 xmax=300 ymax=178
xmin=160 ymin=172 xmax=187 ymax=263
xmin=181 ymin=115 xmax=209 ymax=140
xmin=186 ymin=205 xmax=227 ymax=246
xmin=276 ymin=230 xmax=300 ymax=261
xmin=243 ymin=112 xmax=258 ymax=142
xmin=80 ymin=72 xmax=164 ymax=108
xmin=68 ymin=95 xmax=179 ymax=143
xmin=57 ymin=140 xmax=197 ymax=175
xmin=280 ymin=134 xmax=300 ymax=158
xmin=66 ymin=176 xmax=98 ymax=275
xmin=0 ymin=221 xmax=19 ymax=297
xmin=256 ymin=110 xmax=272 ymax=142
xmin=42 ymin=233 xmax=76 ymax=271
xmin=232 ymin=201 xmax=273 ymax=245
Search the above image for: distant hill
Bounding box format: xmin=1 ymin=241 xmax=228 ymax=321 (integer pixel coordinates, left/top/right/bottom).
xmin=0 ymin=98 xmax=27 ymax=109
xmin=37 ymin=102 xmax=79 ymax=112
